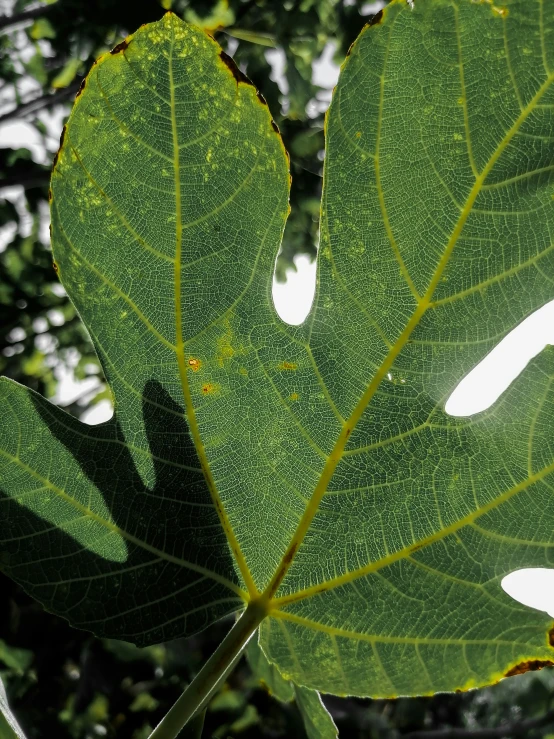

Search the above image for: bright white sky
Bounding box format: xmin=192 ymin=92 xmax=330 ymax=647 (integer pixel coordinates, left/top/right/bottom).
xmin=1 ymin=12 xmax=553 ymax=625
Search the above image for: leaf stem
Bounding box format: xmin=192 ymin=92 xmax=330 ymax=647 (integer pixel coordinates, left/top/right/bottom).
xmin=148 ymin=601 xmax=267 ymax=739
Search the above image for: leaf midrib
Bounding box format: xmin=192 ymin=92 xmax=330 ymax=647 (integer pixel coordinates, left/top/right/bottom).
xmin=167 ymin=30 xmax=258 ymax=600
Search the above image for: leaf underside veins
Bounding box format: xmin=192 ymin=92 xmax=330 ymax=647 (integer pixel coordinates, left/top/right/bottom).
xmin=1 ymin=0 xmax=554 ymax=698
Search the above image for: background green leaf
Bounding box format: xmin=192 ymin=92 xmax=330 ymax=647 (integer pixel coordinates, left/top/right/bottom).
xmin=294 ymin=684 xmax=338 ymax=739
xmin=246 ymin=637 xmax=337 ymax=738
xmin=0 ymin=676 xmax=26 ymax=739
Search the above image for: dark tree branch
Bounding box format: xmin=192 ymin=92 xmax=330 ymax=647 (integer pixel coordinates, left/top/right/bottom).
xmin=0 ymin=3 xmax=51 ymax=32
xmin=0 ymin=81 xmax=81 ymax=125
xmin=402 ymin=708 xmax=554 ymax=739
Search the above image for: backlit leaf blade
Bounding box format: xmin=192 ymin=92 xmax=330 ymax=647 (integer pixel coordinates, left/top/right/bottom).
xmin=0 ymin=377 xmax=243 ymax=642
xmin=257 ymin=0 xmax=554 ymax=695
xmin=0 ymin=13 xmax=289 ymax=641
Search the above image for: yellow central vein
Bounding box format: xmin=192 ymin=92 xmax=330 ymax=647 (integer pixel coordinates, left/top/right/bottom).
xmin=264 ymin=56 xmax=554 ymax=607
xmin=167 ymin=30 xmax=257 ymax=600
xmin=272 ymin=459 xmax=554 ymax=609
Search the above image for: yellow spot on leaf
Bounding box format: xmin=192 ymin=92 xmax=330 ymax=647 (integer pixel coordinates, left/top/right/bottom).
xmin=202 ymin=383 xmax=219 ymax=395
xmin=289 ymin=392 xmax=299 ymax=401
xmin=279 ymin=361 xmax=297 ymax=371
xmin=217 ymin=318 xmax=236 ymax=366
xmin=188 ymin=357 xmax=202 ymax=371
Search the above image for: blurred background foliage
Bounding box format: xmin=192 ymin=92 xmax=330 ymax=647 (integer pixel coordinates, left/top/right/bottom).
xmin=1 ymin=0 xmax=554 ymax=737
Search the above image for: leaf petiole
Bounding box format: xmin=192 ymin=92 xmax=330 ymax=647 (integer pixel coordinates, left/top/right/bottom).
xmin=148 ymin=600 xmax=268 ymax=739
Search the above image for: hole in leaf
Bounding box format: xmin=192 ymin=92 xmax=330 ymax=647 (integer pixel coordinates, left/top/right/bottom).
xmin=445 ymin=299 xmax=554 ymax=417
xmin=272 ymin=254 xmax=317 ymax=326
xmin=501 ymin=569 xmax=554 ymax=618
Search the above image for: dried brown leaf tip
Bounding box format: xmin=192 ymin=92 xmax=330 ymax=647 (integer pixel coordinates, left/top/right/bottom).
xmin=548 ymin=625 xmax=554 ymax=648
xmin=75 ymin=78 xmax=86 ymax=98
xmin=369 ymin=9 xmax=384 ymax=27
xmin=219 ymin=50 xmax=252 ymax=86
xmin=504 ymin=659 xmax=554 ymax=677
xmin=52 ymin=126 xmax=66 ymax=169
xmin=348 ymin=9 xmax=384 ymax=57
xmin=111 ymin=38 xmax=130 ymax=55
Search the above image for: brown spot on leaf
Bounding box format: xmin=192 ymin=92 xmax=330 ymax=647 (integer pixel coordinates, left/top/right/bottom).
xmin=345 ymin=427 xmax=352 ymax=439
xmin=188 ymin=357 xmax=201 ymax=372
xmin=314 ymin=584 xmax=330 ymax=596
xmin=369 ymin=8 xmax=384 ymax=26
xmin=256 ymin=90 xmax=268 ymax=106
xmin=505 ymin=660 xmax=554 ymax=677
xmin=548 ymin=625 xmax=554 ymax=648
xmin=47 ymin=188 xmax=52 ymax=202
xmin=271 ymin=544 xmax=299 ymax=587
xmin=59 ymin=125 xmax=66 ymax=149
xmin=202 ymin=383 xmax=219 ymax=395
xmin=219 ymin=50 xmax=252 ymax=86
xmin=278 ymin=361 xmax=297 ymax=371
xmin=52 ymin=261 xmax=59 ymax=274
xmin=271 ymin=120 xmax=280 ymax=134
xmin=111 ymin=39 xmax=130 ymax=55
xmin=282 ymin=542 xmax=298 ymax=566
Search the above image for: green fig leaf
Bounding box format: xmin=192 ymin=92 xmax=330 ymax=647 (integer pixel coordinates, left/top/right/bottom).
xmin=1 ymin=0 xmax=554 ymax=699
